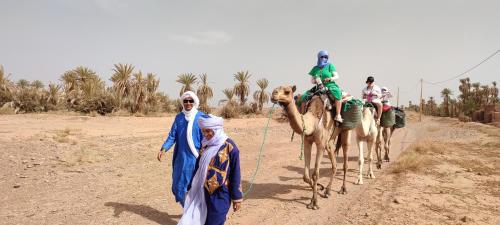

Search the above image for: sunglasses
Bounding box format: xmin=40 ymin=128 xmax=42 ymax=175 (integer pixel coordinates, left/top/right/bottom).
xmin=319 ymin=55 xmax=328 ymax=59
xmin=183 ymin=99 xmax=195 ymax=104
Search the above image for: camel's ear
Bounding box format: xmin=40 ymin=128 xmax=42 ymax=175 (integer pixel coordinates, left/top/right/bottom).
xmin=292 ymin=85 xmax=297 ymax=92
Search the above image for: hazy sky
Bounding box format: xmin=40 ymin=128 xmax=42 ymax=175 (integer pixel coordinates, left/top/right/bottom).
xmin=1 ymin=0 xmax=499 ymax=106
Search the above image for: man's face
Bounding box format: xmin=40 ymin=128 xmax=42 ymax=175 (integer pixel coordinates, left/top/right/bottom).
xmin=183 ymin=97 xmax=194 ymax=111
xmin=366 ymin=82 xmax=374 ymax=87
xmin=201 ymin=128 xmax=215 ymax=140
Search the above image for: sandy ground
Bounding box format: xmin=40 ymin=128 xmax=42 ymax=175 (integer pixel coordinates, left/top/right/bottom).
xmin=0 ymin=112 xmax=499 ymax=225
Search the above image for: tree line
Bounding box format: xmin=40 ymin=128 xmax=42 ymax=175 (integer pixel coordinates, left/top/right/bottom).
xmin=0 ymin=64 xmax=270 ymax=118
xmin=407 ymin=78 xmax=498 ymax=118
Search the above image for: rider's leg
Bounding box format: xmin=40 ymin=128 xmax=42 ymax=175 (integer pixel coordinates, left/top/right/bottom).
xmin=375 ymin=102 xmax=383 ymax=124
xmin=335 ymin=99 xmax=342 ymax=122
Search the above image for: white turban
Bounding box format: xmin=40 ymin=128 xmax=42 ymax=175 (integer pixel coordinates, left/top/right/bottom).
xmin=181 ymin=91 xmax=200 ymax=118
xmin=180 ymin=91 xmax=200 ymax=158
xmin=198 ymin=114 xmax=224 ymax=130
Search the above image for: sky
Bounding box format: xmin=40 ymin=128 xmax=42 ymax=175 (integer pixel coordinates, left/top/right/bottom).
xmin=1 ymin=0 xmax=499 ymax=106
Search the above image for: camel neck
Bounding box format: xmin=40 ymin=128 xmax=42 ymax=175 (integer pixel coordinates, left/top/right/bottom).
xmin=285 ymin=101 xmax=306 ymax=134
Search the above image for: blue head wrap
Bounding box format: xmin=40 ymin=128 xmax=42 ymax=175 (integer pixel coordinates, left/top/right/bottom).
xmin=317 ymin=50 xmax=330 ymax=68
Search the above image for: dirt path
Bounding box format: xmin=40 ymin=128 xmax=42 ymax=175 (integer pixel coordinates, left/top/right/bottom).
xmin=0 ymin=113 xmax=498 ymax=224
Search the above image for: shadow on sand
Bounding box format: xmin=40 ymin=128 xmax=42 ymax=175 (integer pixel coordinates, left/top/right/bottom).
xmin=104 ymin=202 xmax=181 ymax=225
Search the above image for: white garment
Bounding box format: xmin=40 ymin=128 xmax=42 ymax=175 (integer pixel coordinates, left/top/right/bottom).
xmin=178 ymin=115 xmax=228 ymax=225
xmin=181 ymin=91 xmax=200 ymax=158
xmin=380 ymin=87 xmax=393 ymax=106
xmin=361 ymin=85 xmax=382 ymax=104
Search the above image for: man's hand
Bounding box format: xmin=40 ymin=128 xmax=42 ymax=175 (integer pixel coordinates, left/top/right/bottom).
xmin=318 ymin=83 xmax=325 ymax=91
xmin=157 ymin=151 xmax=165 ymax=162
xmin=324 ymin=77 xmax=331 ymax=82
xmin=233 ymin=201 xmax=241 ymax=212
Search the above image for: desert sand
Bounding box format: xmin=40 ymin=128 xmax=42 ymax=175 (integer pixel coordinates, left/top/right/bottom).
xmin=0 ymin=112 xmax=499 ymax=225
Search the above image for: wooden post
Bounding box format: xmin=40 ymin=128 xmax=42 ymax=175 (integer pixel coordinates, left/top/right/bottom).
xmin=396 ymin=86 xmax=400 ymax=108
xmin=419 ymin=79 xmax=423 ymax=122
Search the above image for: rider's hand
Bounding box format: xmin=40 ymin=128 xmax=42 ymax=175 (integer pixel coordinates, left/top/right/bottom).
xmin=324 ymin=77 xmax=331 ymax=82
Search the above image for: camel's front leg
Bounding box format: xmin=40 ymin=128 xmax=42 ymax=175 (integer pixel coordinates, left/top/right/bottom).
xmin=375 ymin=129 xmax=383 ymax=169
xmin=323 ymin=141 xmax=337 ymax=198
xmin=339 ymin=131 xmax=351 ymax=195
xmin=303 ymin=139 xmax=313 ymax=187
xmin=307 ymin=142 xmax=323 ymax=210
xmin=356 ymin=137 xmax=364 ymax=185
xmin=366 ymin=138 xmax=376 ymax=179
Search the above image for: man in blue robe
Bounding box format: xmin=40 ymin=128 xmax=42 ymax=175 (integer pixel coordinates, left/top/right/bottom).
xmin=157 ymin=91 xmax=205 ymax=206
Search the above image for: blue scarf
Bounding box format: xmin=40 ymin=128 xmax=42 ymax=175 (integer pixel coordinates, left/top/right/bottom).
xmin=317 ymin=50 xmax=329 ymax=68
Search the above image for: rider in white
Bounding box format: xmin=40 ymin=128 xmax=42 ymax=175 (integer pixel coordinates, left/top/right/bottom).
xmin=380 ymin=87 xmax=393 ymax=107
xmin=362 ymin=76 xmax=383 ymax=125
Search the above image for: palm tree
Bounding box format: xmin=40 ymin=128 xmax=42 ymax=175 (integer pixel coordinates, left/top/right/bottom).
xmin=47 ymin=83 xmax=60 ymax=106
xmin=110 ymin=63 xmax=134 ymax=108
xmin=426 ymin=97 xmax=437 ymax=116
xmin=61 ymin=70 xmax=79 ymax=93
xmin=31 ymin=80 xmax=45 ymax=89
xmin=144 ymin=73 xmax=160 ymax=112
xmin=128 ymin=71 xmax=147 ymax=113
xmin=440 ymin=88 xmax=452 ymax=117
xmin=0 ymin=65 xmax=15 ymax=105
xmin=176 ymin=73 xmax=197 ymax=96
xmin=146 ymin=73 xmax=159 ymax=94
xmin=491 ymin=81 xmax=498 ymax=106
xmin=17 ymin=79 xmax=30 ymax=89
xmin=219 ymin=88 xmax=236 ymax=105
xmin=196 ymin=74 xmax=213 ymax=108
xmin=253 ymin=78 xmax=270 ymax=112
xmin=233 ymin=70 xmax=251 ymax=105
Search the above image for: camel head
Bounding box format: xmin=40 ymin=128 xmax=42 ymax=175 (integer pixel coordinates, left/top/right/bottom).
xmin=271 ymin=85 xmax=297 ymax=107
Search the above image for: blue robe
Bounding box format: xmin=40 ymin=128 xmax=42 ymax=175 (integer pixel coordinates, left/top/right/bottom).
xmin=162 ymin=111 xmax=205 ymax=204
xmin=192 ymin=138 xmax=243 ymax=225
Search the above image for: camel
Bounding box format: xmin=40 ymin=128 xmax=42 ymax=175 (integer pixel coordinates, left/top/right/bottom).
xmin=271 ymin=85 xmax=353 ymax=210
xmin=375 ymin=118 xmax=396 ymax=169
xmin=354 ymin=107 xmax=379 ymax=184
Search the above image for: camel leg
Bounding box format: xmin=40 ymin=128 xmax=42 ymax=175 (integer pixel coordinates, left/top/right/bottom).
xmin=303 ymin=139 xmax=313 ymax=187
xmin=339 ymin=131 xmax=350 ymax=195
xmin=307 ymin=142 xmax=323 ymax=210
xmin=334 ymin=133 xmax=342 ymax=157
xmin=366 ymin=138 xmax=376 ymax=179
xmin=383 ymin=128 xmax=391 ymax=162
xmin=356 ymin=137 xmax=364 ymax=185
xmin=323 ymin=141 xmax=337 ymax=198
xmin=375 ymin=129 xmax=383 ymax=169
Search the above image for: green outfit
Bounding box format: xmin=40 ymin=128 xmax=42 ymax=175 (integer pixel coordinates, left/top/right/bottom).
xmin=300 ymin=63 xmax=342 ymax=103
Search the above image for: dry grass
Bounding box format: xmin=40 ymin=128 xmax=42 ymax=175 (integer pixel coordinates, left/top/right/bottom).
xmin=52 ymin=128 xmax=79 ymax=144
xmin=390 ymin=139 xmax=448 ymax=174
xmin=0 ymin=103 xmax=16 ymax=115
xmin=219 ymin=104 xmax=239 ymax=119
xmin=412 ymin=139 xmax=448 ymax=155
xmin=390 ymin=150 xmax=430 ymax=174
xmin=449 ymin=158 xmax=495 ymax=175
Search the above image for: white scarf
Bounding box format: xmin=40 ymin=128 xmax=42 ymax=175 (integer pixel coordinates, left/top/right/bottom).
xmin=181 ymin=91 xmax=200 ymax=158
xmin=178 ymin=115 xmax=228 ymax=225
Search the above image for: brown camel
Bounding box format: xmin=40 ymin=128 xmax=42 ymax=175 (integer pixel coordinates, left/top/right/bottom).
xmin=271 ymin=85 xmax=352 ymax=210
xmin=375 ymin=121 xmax=396 ymax=169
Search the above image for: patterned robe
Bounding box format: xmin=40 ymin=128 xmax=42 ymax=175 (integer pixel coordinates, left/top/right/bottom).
xmin=192 ymin=138 xmax=243 ymax=225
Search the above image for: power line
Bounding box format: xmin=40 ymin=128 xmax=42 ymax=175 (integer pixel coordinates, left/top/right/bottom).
xmin=423 ymin=49 xmax=500 ymax=85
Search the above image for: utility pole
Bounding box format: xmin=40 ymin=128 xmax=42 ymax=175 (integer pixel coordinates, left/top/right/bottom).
xmin=419 ymin=78 xmax=423 ymax=122
xmin=396 ymin=86 xmax=400 ymax=108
